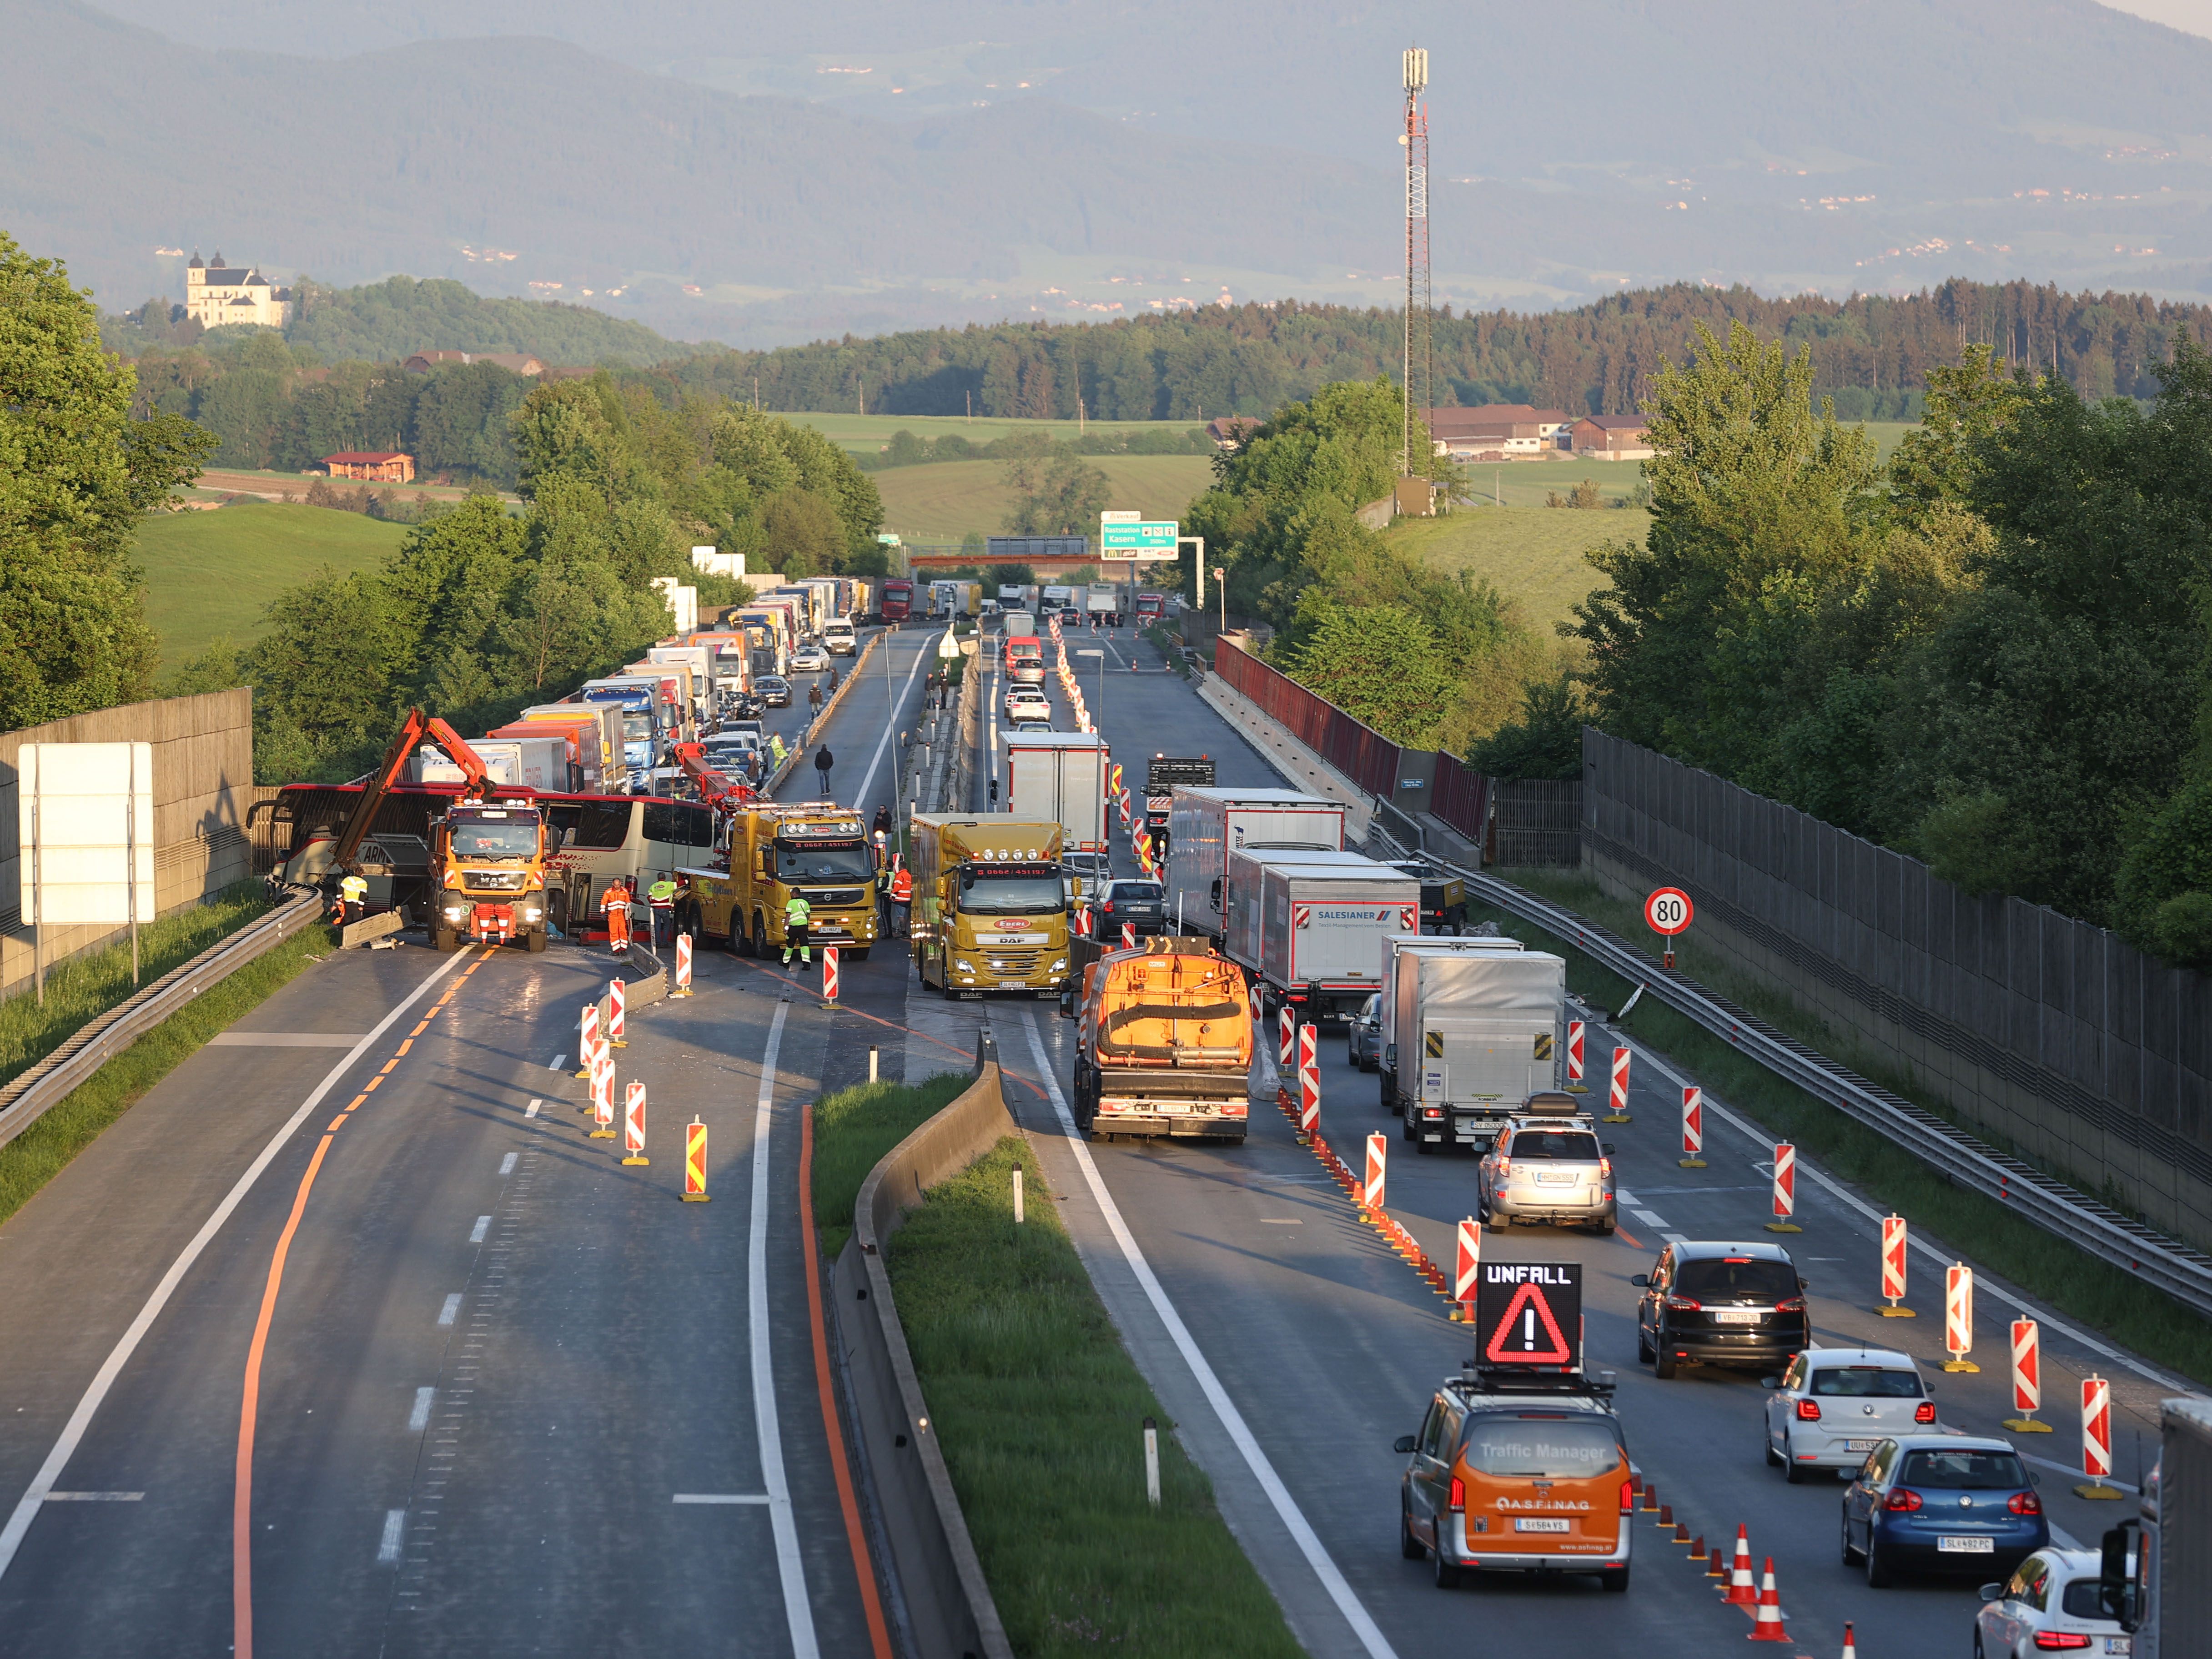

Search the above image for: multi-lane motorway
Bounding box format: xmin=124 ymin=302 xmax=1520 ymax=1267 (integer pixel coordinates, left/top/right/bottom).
xmin=0 ymin=615 xmax=2188 ymax=1656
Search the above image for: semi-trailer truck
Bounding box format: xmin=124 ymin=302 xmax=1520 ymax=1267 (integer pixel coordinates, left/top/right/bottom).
xmin=1379 ymin=935 xmax=1567 ymax=1153
xmin=1005 ymin=731 xmax=1110 ymax=855
xmin=1220 ymin=848 xmax=1418 ymax=1022
xmin=910 ymin=814 xmax=1070 ymax=999
xmin=1165 ymin=785 xmax=1343 ymax=937
xmin=880 ymin=578 xmax=915 ymax=623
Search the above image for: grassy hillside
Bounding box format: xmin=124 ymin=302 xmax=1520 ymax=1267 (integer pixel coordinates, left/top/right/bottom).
xmin=875 ymin=454 xmax=1216 ymax=542
xmin=135 ymin=503 xmax=407 ymax=664
xmin=1388 ymin=507 xmax=1643 ymax=638
xmin=784 ymin=412 xmax=1205 ymax=457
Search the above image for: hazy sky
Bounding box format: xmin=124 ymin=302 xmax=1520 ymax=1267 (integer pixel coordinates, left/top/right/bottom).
xmin=2103 ymin=0 xmax=2212 ymax=37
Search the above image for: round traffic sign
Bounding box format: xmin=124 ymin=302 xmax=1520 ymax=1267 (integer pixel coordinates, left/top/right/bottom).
xmin=1645 ymin=887 xmax=1693 ymax=936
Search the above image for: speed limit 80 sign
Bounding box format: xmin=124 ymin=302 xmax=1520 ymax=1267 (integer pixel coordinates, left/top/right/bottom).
xmin=1645 ymin=887 xmax=1694 ymax=936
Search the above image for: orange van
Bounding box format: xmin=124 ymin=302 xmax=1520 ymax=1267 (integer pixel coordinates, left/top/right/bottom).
xmin=1394 ymin=1368 xmax=1634 ymax=1591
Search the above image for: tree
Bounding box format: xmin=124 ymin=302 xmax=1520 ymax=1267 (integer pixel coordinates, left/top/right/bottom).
xmin=762 ymin=489 xmax=844 ymax=576
xmin=1467 ymin=674 xmax=1584 ymax=780
xmin=2 ymin=230 xmax=215 ymax=728
xmin=984 ymin=563 xmax=1036 ymax=592
xmin=1274 ymin=598 xmax=1458 ymax=748
xmin=1000 ymin=443 xmax=1111 ymax=535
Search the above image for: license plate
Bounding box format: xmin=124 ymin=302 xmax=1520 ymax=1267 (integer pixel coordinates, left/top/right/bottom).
xmin=1536 ymin=1171 xmax=1577 ymax=1185
xmin=997 ymin=979 xmax=1030 ymax=988
xmin=1845 ymin=1439 xmax=1880 ymax=1453
xmin=1157 ymin=1103 xmax=1188 ymax=1116
xmin=1712 ymin=1309 xmax=1762 ymax=1325
xmin=2105 ymin=1641 xmax=2131 ymax=1655
xmin=1937 ymin=1536 xmax=1994 ymax=1554
xmin=1514 ymin=1518 xmax=1569 ymax=1533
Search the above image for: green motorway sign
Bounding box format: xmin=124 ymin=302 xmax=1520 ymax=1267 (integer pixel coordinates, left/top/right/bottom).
xmin=1099 ymin=515 xmax=1178 ymax=553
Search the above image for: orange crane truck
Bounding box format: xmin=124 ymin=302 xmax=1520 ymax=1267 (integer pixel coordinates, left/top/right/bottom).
xmin=1063 ymin=935 xmax=1253 ymax=1143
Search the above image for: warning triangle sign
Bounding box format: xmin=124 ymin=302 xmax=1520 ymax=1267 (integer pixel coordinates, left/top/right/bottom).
xmin=1482 ymin=1280 xmax=1574 ymax=1364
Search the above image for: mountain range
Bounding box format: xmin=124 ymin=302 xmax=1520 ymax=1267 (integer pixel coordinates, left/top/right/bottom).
xmin=9 ymin=0 xmax=2212 ymax=345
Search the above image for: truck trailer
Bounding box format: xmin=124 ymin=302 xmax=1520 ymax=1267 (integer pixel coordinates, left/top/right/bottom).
xmin=1005 ymin=731 xmax=1111 ymax=854
xmin=1165 ymin=786 xmax=1343 ymax=938
xmin=1221 ymin=848 xmax=1419 ymax=1022
xmin=1379 ymin=935 xmax=1567 ymax=1153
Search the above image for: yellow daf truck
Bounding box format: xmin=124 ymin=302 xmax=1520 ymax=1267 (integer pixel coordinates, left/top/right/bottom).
xmin=910 ymin=813 xmax=1071 ymax=1000
xmin=683 ymin=801 xmax=882 ymax=960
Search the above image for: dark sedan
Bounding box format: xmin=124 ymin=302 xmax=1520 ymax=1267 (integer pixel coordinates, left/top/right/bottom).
xmin=756 ymin=676 xmax=793 ymax=709
xmin=1089 ymin=879 xmax=1166 ymax=938
xmin=1633 ymin=1240 xmax=1809 ymax=1378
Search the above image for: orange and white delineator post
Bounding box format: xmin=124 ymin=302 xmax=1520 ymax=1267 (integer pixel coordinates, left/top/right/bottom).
xmin=621 ymin=1081 xmax=649 ymax=1166
xmin=1765 ymin=1142 xmax=1801 ymax=1232
xmin=589 ymin=1051 xmax=617 ymax=1139
xmin=2005 ymin=1318 xmax=2049 ymax=1432
xmin=1679 ymin=1086 xmax=1705 ymax=1168
xmin=673 ymin=933 xmax=693 ymax=997
xmin=1122 ymin=922 xmax=1137 ymax=950
xmin=1724 ymin=1525 xmax=1757 ymax=1604
xmin=1278 ymin=1004 xmax=1295 ymax=1067
xmin=1362 ymin=1133 xmax=1386 ymax=1214
xmin=1944 ymin=1262 xmax=1979 ymax=1372
xmin=821 ymin=946 xmax=840 ymax=1005
xmin=1746 ymin=1558 xmax=1790 ymax=1642
xmin=1566 ymin=1020 xmax=1586 ymax=1090
xmin=575 ymin=1004 xmax=599 ymax=1078
xmin=1879 ymin=1214 xmax=1913 ymax=1315
xmin=608 ymin=976 xmax=627 ymax=1048
xmin=1453 ymin=1218 xmax=1480 ymax=1322
xmin=1604 ymin=1046 xmax=1631 ymax=1121
xmin=2078 ymin=1375 xmax=2124 ymax=1498
xmin=681 ymin=1115 xmax=709 ymax=1202
xmin=1297 ymin=1022 xmax=1320 ymax=1139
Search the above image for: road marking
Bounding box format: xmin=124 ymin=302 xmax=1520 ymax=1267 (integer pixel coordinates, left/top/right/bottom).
xmin=207 ymin=1032 xmax=372 ymax=1047
xmin=1257 ymin=1217 xmax=1304 ymax=1224
xmin=1662 ymin=1232 xmax=1690 ymax=1244
xmin=1631 ymin=1209 xmax=1669 ymax=1227
xmin=1615 ymin=1187 xmax=1639 ymax=1205
xmin=673 ymin=1493 xmax=773 ymax=1505
xmin=548 ymin=1053 xmax=564 ymax=1071
xmin=377 ymin=1509 xmax=406 ymax=1564
xmin=43 ymin=1491 xmax=142 ymax=1501
xmin=409 ymin=1388 xmax=435 ymax=1432
xmin=848 ymin=638 xmax=934 ymax=812
xmin=0 ymin=946 xmax=477 ymax=1590
xmin=748 ymin=1001 xmax=817 ymax=1659
xmin=1015 ymin=1009 xmax=1400 ymax=1659
xmin=524 ymin=1098 xmax=541 ymax=1118
xmin=2021 ymin=1452 xmax=2137 ymax=1493
xmin=499 ymin=1153 xmax=517 ymax=1176
xmin=437 ymin=1295 xmax=461 ymax=1328
xmin=469 ymin=1216 xmax=490 ymax=1244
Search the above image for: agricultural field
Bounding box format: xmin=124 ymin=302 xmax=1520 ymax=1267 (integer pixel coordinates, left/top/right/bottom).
xmin=1386 ymin=505 xmax=1643 ymax=638
xmin=875 ymin=454 xmax=1217 ymax=543
xmin=134 ymin=502 xmax=408 ymax=664
xmin=780 ymin=411 xmax=1206 ymax=457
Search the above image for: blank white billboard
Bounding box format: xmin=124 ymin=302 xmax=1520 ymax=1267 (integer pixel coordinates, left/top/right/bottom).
xmin=20 ymin=742 xmax=156 ymax=927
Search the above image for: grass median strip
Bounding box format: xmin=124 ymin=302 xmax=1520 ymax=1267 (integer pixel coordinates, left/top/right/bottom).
xmin=811 ymin=1076 xmax=1301 ymax=1658
xmin=0 ymin=920 xmax=336 ymax=1228
xmin=1477 ymin=868 xmax=2212 ymax=1385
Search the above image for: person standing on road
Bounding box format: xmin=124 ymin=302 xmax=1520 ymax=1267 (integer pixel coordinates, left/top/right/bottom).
xmin=770 ymin=733 xmax=787 ymax=770
xmin=808 ymin=681 xmax=824 ymax=717
xmin=337 ymin=871 xmax=367 ymax=925
xmin=889 ymin=856 xmax=913 ymax=938
xmin=601 ymin=877 xmax=633 ymax=956
xmin=813 ymin=744 xmax=835 ymax=797
xmin=647 ymin=874 xmax=678 ymax=946
xmin=781 ymin=892 xmax=813 ymax=966
xmin=988 ymin=775 xmax=999 ymax=810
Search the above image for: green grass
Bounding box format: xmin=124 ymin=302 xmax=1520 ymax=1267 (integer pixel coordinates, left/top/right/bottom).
xmin=135 ymin=501 xmax=408 ymax=662
xmin=1387 ymin=506 xmax=1642 ymax=637
xmin=1480 ymin=869 xmax=2212 ymax=1386
xmin=810 ymin=1071 xmax=976 ymax=1260
xmin=0 ymin=916 xmax=336 ymax=1228
xmin=782 ymin=412 xmax=1202 ymax=455
xmin=874 ymin=455 xmax=1216 ymax=543
xmin=886 ymin=1136 xmax=1302 ymax=1658
xmin=1 ymin=883 xmax=278 ymax=1091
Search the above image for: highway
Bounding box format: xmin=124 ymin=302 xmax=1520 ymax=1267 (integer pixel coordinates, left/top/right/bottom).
xmin=0 ymin=610 xmax=2187 ymax=1657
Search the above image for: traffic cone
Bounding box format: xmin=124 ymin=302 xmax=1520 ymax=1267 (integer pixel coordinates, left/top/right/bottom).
xmin=1724 ymin=1525 xmax=1757 ymax=1604
xmin=1841 ymin=1624 xmax=1856 ymax=1659
xmin=1746 ymin=1557 xmax=1790 ymax=1641
xmin=1673 ymin=1518 xmax=1692 ymax=1545
xmin=1704 ymin=1540 xmax=1727 ymax=1579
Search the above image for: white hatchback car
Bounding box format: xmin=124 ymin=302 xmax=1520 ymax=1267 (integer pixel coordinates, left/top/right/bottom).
xmin=1762 ymin=1347 xmax=1936 ymax=1481
xmin=1975 ymin=1548 xmax=2132 ymax=1656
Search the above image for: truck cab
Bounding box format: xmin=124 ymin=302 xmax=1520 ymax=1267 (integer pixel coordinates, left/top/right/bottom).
xmin=432 ymin=801 xmax=549 ymax=952
xmin=684 ymin=803 xmax=879 ymax=960
xmin=910 ymin=814 xmax=1070 ymax=999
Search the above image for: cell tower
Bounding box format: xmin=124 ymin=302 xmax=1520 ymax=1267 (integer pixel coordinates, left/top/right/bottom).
xmin=1401 ymin=45 xmax=1433 ymax=480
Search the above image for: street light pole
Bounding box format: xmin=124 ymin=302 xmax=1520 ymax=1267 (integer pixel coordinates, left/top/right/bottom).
xmin=1214 ymin=566 xmax=1227 ymax=636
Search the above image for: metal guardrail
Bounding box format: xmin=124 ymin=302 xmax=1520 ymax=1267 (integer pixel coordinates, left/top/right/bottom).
xmin=0 ymin=886 xmax=328 ymax=1152
xmin=1449 ymin=867 xmax=2212 ymax=1320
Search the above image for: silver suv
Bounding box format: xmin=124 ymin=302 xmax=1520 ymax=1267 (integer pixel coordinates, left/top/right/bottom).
xmin=1477 ymin=1099 xmax=1617 ymax=1235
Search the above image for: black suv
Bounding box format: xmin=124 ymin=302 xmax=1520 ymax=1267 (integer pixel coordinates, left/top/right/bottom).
xmin=1632 ymin=1240 xmax=1808 ymax=1379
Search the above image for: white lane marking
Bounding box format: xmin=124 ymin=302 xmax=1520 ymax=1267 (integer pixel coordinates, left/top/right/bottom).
xmin=548 ymin=1053 xmax=564 ymax=1071
xmin=748 ymin=1001 xmax=817 ymax=1659
xmin=1661 ymin=1232 xmax=1690 ymax=1244
xmin=377 ymin=1509 xmax=406 ymax=1563
xmin=524 ymin=1098 xmax=542 ymax=1119
xmin=498 ymin=1152 xmax=517 ymax=1176
xmin=469 ymin=1216 xmax=490 ymax=1244
xmin=409 ymin=1388 xmax=436 ymax=1432
xmin=42 ymin=1492 xmax=142 ymax=1501
xmin=0 ymin=946 xmax=478 ymax=1584
xmin=2021 ymin=1452 xmax=2137 ymax=1493
xmin=1015 ymin=1009 xmax=1401 ymax=1659
xmin=436 ymin=1295 xmax=461 ymax=1328
xmin=1631 ymin=1209 xmax=1669 ymax=1228
xmin=673 ymin=1493 xmax=774 ymax=1505
xmin=1614 ymin=1187 xmax=1639 ymax=1205
xmin=1596 ymin=1024 xmax=2191 ymax=1392
xmin=849 ymin=638 xmax=934 ymax=812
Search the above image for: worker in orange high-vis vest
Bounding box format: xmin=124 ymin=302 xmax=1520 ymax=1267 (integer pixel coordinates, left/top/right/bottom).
xmin=601 ymin=877 xmax=633 ymax=955
xmin=889 ymin=857 xmax=914 ymax=939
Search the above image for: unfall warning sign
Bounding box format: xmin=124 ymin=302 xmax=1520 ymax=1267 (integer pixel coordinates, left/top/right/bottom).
xmin=1475 ymin=1263 xmax=1583 ymax=1367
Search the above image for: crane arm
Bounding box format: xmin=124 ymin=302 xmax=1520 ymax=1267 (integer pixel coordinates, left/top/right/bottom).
xmin=329 ymin=708 xmax=430 ymax=871
xmin=671 ymin=741 xmax=755 ymax=814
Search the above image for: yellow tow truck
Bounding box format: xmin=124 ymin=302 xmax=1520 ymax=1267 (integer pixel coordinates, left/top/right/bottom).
xmin=910 ymin=813 xmax=1070 ymax=1000
xmin=682 ymin=801 xmax=881 ymax=960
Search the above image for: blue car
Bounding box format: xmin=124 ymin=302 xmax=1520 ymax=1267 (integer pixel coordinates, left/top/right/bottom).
xmin=1840 ymin=1435 xmax=2048 ymax=1587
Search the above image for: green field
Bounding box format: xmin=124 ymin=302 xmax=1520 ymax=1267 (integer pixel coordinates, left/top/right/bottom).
xmin=782 ymin=412 xmax=1206 ymax=457
xmin=875 ymin=454 xmax=1216 ymax=543
xmin=134 ymin=502 xmax=409 ymax=664
xmin=1387 ymin=505 xmax=1641 ymax=636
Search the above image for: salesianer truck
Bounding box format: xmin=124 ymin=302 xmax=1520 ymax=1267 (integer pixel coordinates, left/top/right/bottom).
xmin=1165 ymin=785 xmax=1343 ymax=939
xmin=681 ymin=801 xmax=882 ymax=959
xmin=1062 ymin=936 xmax=1252 ymax=1141
xmin=1221 ymin=848 xmax=1419 ymax=1022
xmin=910 ymin=813 xmax=1070 ymax=999
xmin=1381 ymin=935 xmax=1568 ymax=1153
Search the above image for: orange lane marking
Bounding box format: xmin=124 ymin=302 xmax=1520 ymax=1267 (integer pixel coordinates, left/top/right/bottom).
xmin=362 ymin=1076 xmax=382 ymax=1092
xmin=345 ymin=1094 xmax=368 ymax=1111
xmin=409 ymin=1021 xmax=431 ymax=1037
xmin=396 ymin=1039 xmax=413 ymax=1056
xmin=1614 ymin=1225 xmax=1645 ymax=1252
xmin=800 ymin=1106 xmax=895 ymax=1659
xmin=327 ymin=1116 xmax=348 ymax=1131
xmin=378 ymin=1059 xmax=399 ymax=1076
xmin=232 ymin=1129 xmax=338 ymax=1659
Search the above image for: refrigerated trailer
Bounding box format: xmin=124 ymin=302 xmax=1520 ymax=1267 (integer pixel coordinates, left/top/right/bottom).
xmin=1220 ymin=848 xmax=1418 ymax=1021
xmin=1005 ymin=731 xmax=1111 ymax=854
xmin=1165 ymin=786 xmax=1343 ymax=938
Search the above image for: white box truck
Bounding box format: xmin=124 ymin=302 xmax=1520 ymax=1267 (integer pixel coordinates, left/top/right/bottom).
xmin=1005 ymin=731 xmax=1111 ymax=854
xmin=414 ymin=736 xmax=571 ymax=793
xmin=1222 ymin=849 xmax=1418 ymax=1023
xmin=1165 ymin=786 xmax=1343 ymax=938
xmin=1379 ymin=935 xmax=1567 ymax=1153
xmin=1086 ymin=583 xmax=1122 ymax=624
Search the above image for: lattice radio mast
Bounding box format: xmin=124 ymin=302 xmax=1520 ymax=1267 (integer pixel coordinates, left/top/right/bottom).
xmin=1401 ymin=45 xmax=1433 ymax=480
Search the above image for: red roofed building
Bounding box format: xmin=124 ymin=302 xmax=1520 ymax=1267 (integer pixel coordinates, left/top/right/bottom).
xmin=1568 ymin=416 xmax=1655 ymax=458
xmin=322 ymin=451 xmax=417 ymax=483
xmin=1423 ymin=404 xmax=1574 ymax=460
